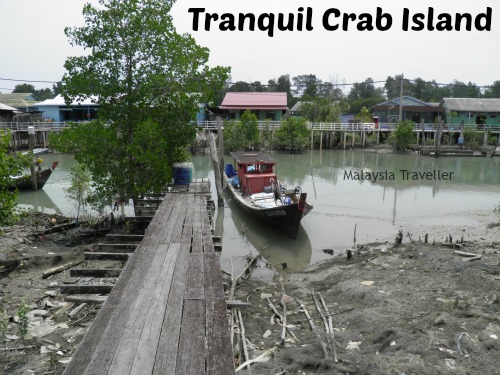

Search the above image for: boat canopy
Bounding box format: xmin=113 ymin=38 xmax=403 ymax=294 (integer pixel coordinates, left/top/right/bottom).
xmin=229 ymin=152 xmax=277 ymax=165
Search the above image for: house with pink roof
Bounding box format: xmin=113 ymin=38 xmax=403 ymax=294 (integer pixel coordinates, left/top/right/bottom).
xmin=219 ymin=92 xmax=287 ymax=121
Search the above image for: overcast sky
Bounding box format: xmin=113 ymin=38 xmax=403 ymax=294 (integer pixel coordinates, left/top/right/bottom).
xmin=0 ymin=0 xmax=498 ymax=93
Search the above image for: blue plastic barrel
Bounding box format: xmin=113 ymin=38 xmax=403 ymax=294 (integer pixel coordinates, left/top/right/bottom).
xmin=173 ymin=162 xmax=193 ymax=185
xmin=225 ymin=164 xmax=235 ymax=177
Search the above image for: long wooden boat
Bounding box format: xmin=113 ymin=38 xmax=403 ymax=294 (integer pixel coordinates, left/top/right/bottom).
xmin=9 ymin=161 xmax=59 ymax=191
xmin=224 ymin=152 xmax=313 ymax=239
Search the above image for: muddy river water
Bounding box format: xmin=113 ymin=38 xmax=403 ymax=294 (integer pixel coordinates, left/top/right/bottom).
xmin=17 ymin=150 xmax=500 ymax=274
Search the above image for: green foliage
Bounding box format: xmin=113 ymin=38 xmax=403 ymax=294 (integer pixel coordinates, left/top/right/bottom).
xmin=222 ymin=119 xmax=246 ymax=152
xmin=13 ymin=83 xmax=55 ymax=100
xmin=259 ymin=120 xmax=275 ymax=150
xmin=355 ymin=106 xmax=372 ymax=123
xmin=274 ymin=117 xmax=309 ymax=151
xmin=301 ymin=98 xmax=344 ymax=122
xmin=0 ymin=131 xmax=29 ymax=229
xmin=240 ymin=110 xmax=260 ymax=149
xmin=463 ymin=129 xmax=482 ymax=150
xmin=65 ymin=163 xmax=92 ymax=222
xmin=56 ymin=0 xmax=229 ymax=204
xmin=17 ymin=300 xmax=30 ymax=341
xmin=389 ymin=121 xmax=416 ymax=151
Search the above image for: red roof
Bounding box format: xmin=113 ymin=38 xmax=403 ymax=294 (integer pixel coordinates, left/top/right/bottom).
xmin=220 ymin=92 xmax=287 ymax=110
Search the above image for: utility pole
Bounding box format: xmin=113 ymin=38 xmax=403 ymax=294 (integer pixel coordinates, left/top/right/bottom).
xmin=398 ymin=73 xmax=404 ymax=124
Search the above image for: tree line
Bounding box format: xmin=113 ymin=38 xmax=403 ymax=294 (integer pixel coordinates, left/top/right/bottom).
xmin=222 ymin=74 xmax=500 ymax=115
xmin=8 ymin=74 xmax=500 ymax=117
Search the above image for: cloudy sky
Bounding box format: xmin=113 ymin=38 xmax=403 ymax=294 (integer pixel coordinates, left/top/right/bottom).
xmin=0 ymin=0 xmax=497 ymax=93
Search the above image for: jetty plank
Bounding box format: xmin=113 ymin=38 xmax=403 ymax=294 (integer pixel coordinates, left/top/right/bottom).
xmin=63 ymin=195 xmax=177 ymax=374
xmin=63 ymin=185 xmax=234 ymax=375
xmin=59 ymin=285 xmax=114 ymax=295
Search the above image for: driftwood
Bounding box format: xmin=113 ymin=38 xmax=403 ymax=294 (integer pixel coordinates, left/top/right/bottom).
xmin=68 ymin=303 xmax=87 ymax=318
xmin=313 ymin=292 xmax=336 ymax=362
xmin=318 ymin=292 xmax=338 ymax=363
xmin=265 ymin=297 xmax=297 ymax=340
xmin=295 ymin=298 xmax=328 ymax=358
xmin=226 ymin=300 xmax=252 ymax=309
xmin=454 ymin=250 xmax=480 ymax=258
xmin=34 ymin=221 xmax=81 ymax=237
xmin=228 ymin=255 xmax=259 ymax=301
xmin=237 ymin=309 xmax=251 ymax=371
xmin=235 ymin=346 xmax=279 ymax=372
xmin=280 ymin=297 xmax=287 ymax=346
xmin=42 ymin=259 xmax=84 ymax=279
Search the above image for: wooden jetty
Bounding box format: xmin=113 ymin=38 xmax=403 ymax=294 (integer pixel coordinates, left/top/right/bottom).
xmin=62 ymin=180 xmax=234 ymax=375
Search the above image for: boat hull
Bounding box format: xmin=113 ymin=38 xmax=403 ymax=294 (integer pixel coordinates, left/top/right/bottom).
xmin=9 ymin=161 xmax=59 ymax=191
xmin=224 ymin=177 xmax=311 ymax=239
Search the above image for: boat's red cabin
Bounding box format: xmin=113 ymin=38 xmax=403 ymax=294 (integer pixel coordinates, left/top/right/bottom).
xmin=229 ymin=152 xmax=278 ymax=195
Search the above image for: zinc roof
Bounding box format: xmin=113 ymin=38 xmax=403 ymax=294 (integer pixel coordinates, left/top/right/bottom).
xmin=35 ymin=94 xmax=99 ymax=106
xmin=220 ymin=92 xmax=287 ymax=110
xmin=0 ymin=93 xmax=40 ymax=108
xmin=0 ymin=102 xmax=20 ymax=111
xmin=441 ymin=98 xmax=500 ymax=112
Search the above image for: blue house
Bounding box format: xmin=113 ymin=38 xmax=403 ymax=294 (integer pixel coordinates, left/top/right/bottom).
xmin=34 ymin=95 xmax=99 ymax=122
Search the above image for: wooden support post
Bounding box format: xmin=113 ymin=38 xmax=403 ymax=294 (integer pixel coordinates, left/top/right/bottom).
xmin=28 ymin=126 xmax=37 ymax=190
xmin=331 ymin=131 xmax=335 ymax=148
xmin=216 ymin=116 xmax=224 ymax=185
xmin=435 ymin=116 xmax=442 ymax=157
xmin=208 ymin=132 xmax=224 ymax=207
xmin=310 ymin=127 xmax=314 ymax=149
xmin=483 ymin=128 xmax=488 ymax=148
xmin=377 ymin=131 xmax=380 ymax=144
xmin=343 ymin=131 xmax=346 ymax=149
xmin=351 ymin=132 xmax=355 ymax=147
xmin=319 ymin=131 xmax=323 ymax=151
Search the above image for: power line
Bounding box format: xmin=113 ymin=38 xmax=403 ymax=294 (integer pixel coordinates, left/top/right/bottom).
xmin=0 ymin=77 xmax=60 ymax=84
xmin=0 ymin=75 xmax=495 ymax=91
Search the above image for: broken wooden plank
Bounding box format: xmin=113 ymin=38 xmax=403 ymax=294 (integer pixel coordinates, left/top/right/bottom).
xmin=63 ymin=295 xmax=108 ymax=304
xmin=42 ymin=260 xmax=84 ymax=279
xmin=106 ymin=234 xmax=144 ymax=242
xmin=70 ymin=269 xmax=122 ymax=278
xmin=84 ymin=252 xmax=130 ymax=261
xmin=94 ymin=243 xmax=137 ymax=253
xmin=124 ymin=216 xmax=154 ymax=222
xmin=59 ymin=284 xmax=114 ymax=295
xmin=226 ymin=300 xmax=252 ymax=309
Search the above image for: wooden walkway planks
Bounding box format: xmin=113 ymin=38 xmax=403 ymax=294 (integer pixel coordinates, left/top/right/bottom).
xmin=63 ymin=187 xmax=234 ymax=375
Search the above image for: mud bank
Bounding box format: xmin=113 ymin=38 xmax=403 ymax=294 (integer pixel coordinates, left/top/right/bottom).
xmin=1 ymin=213 xmax=499 ymax=375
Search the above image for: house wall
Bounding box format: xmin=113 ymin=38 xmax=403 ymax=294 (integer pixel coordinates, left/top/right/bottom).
xmin=445 ymin=110 xmax=500 ymax=126
xmin=224 ymin=109 xmax=283 ymax=121
xmin=37 ymin=106 xmax=61 ymax=122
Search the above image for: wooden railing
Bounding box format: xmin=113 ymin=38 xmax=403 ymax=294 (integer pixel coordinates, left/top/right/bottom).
xmin=0 ymin=122 xmax=72 ymax=132
xmin=2 ymin=120 xmax=499 ymax=133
